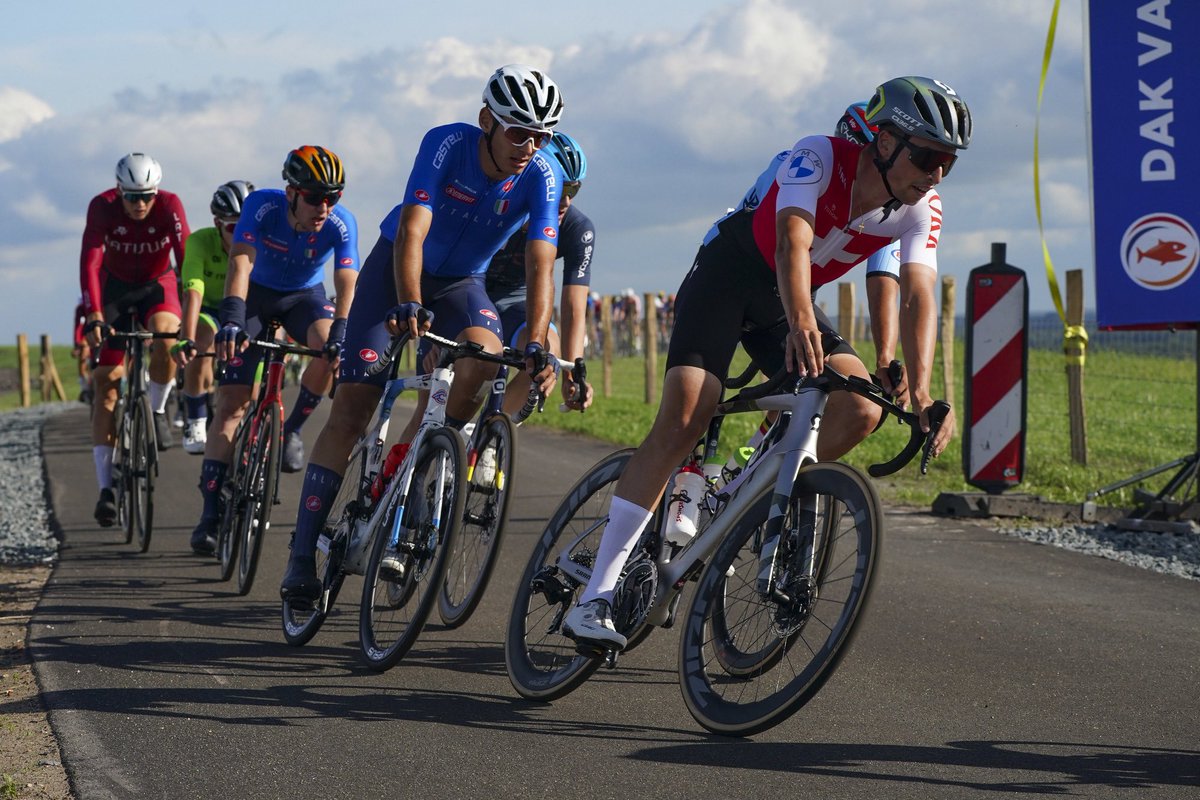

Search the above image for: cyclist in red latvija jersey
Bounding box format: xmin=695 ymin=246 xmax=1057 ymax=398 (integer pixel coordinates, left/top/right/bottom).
xmin=81 ymin=152 xmax=189 ymax=528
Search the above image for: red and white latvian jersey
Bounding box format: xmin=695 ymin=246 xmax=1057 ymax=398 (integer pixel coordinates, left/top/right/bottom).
xmin=750 ymin=136 xmax=941 ymax=289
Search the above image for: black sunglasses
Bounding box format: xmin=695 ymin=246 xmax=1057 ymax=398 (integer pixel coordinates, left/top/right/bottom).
xmin=298 ymin=189 xmax=341 ymax=207
xmin=123 ymin=191 xmax=157 ymax=204
xmin=896 ymin=134 xmax=958 ymax=176
xmin=563 ymin=181 xmax=581 ymax=199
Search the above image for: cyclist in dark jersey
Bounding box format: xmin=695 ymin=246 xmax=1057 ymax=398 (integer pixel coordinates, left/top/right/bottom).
xmin=563 ymin=76 xmax=971 ymax=650
xmin=279 ymin=65 xmax=565 ymax=603
xmin=189 ymin=147 xmax=360 ymax=556
xmin=80 ymin=153 xmax=190 ymax=526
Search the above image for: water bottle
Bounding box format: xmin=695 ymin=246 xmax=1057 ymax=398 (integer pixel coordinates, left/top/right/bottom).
xmin=370 ymin=442 xmax=410 ymax=501
xmin=663 ymin=464 xmax=706 ymax=546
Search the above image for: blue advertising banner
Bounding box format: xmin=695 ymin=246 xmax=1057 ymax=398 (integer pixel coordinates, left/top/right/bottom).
xmin=1087 ymin=0 xmax=1199 ymax=330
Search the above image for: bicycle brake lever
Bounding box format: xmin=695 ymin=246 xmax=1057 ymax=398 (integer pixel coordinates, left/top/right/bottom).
xmin=919 ymin=400 xmax=951 ymax=475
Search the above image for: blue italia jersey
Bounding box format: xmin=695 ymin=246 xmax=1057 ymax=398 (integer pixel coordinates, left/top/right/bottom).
xmin=378 ymin=122 xmax=562 ymax=277
xmin=233 ymin=188 xmax=360 ymax=292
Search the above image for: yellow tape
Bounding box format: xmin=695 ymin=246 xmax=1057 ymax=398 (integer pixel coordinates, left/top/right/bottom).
xmin=1034 ymin=0 xmax=1065 ymax=323
xmin=1035 ymin=0 xmax=1089 ymax=368
xmin=1063 ymin=324 xmax=1089 ymax=367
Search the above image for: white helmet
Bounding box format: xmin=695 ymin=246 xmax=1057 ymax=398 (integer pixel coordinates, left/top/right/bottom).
xmin=482 ymin=64 xmax=563 ymax=130
xmin=115 ymin=153 xmax=162 ymax=192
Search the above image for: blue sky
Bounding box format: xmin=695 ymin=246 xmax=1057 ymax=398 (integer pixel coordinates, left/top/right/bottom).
xmin=0 ymin=0 xmax=1093 ymax=343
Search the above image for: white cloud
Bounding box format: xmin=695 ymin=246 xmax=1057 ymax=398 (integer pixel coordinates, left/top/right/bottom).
xmin=0 ymin=87 xmax=54 ymax=144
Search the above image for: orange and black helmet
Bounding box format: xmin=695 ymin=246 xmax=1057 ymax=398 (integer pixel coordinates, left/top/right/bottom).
xmin=282 ymin=145 xmax=345 ymax=191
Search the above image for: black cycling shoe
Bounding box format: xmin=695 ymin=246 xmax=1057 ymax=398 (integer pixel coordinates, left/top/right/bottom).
xmin=154 ymin=412 xmax=174 ymax=451
xmin=280 ymin=553 xmax=321 ymax=604
xmin=190 ymin=519 xmax=218 ymax=556
xmin=94 ymin=488 xmax=117 ymax=528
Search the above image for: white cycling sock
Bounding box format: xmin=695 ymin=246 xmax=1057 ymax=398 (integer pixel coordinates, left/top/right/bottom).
xmin=578 ymin=496 xmax=654 ymax=606
xmin=93 ymin=445 xmax=114 ymax=490
xmin=148 ymin=380 xmax=171 ymax=414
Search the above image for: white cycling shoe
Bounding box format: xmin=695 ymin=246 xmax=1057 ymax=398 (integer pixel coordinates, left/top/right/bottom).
xmin=563 ymin=598 xmax=627 ymax=651
xmin=183 ymin=419 xmax=207 ymax=454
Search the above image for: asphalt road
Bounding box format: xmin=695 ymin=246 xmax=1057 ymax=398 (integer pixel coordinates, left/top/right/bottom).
xmin=34 ymin=401 xmax=1200 ymax=799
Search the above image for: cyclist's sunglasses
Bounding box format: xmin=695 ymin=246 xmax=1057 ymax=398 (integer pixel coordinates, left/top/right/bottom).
xmin=123 ymin=191 xmax=157 ymax=204
xmin=298 ymin=189 xmax=342 ymax=207
xmin=895 ymin=133 xmax=958 ymax=176
xmin=492 ymin=113 xmax=552 ymax=149
xmin=563 ymin=181 xmax=581 ymax=199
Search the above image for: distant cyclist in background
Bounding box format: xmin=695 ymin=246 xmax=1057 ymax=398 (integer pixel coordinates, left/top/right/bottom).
xmin=172 ymin=180 xmax=254 ymax=454
xmin=81 ymin=153 xmax=189 ymax=527
xmin=71 ymin=298 xmax=93 ymax=403
xmin=189 ymin=147 xmax=360 ymax=556
xmin=279 ymin=64 xmax=564 ymax=603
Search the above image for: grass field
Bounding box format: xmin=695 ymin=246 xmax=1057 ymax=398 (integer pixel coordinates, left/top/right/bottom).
xmin=3 ymin=339 xmax=1194 ymax=512
xmin=520 ymin=340 xmax=1196 ymax=511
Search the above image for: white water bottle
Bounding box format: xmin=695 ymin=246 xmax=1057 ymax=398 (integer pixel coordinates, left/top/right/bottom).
xmin=663 ymin=465 xmax=706 ymax=546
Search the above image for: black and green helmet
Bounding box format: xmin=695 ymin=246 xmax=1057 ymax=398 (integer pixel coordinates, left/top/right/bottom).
xmin=865 ymin=76 xmax=972 ymax=149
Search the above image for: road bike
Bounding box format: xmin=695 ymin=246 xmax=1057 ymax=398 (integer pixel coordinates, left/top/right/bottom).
xmin=505 ymin=333 xmax=948 ymax=735
xmin=280 ymin=330 xmax=563 ymax=672
xmin=217 ymin=321 xmax=324 ymax=595
xmin=106 ymin=328 xmax=177 ymax=553
xmin=439 ymin=356 xmax=588 ymax=628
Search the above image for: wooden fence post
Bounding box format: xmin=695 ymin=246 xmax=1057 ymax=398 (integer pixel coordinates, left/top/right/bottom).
xmin=17 ymin=334 xmax=31 ymax=408
xmin=643 ymin=293 xmax=657 ymax=404
xmin=40 ymin=335 xmax=67 ymax=402
xmin=940 ymin=276 xmax=956 ymax=407
xmin=1065 ymin=269 xmax=1088 ymax=465
xmin=601 ymin=296 xmax=613 ymax=398
xmin=837 ymin=282 xmax=856 ymax=349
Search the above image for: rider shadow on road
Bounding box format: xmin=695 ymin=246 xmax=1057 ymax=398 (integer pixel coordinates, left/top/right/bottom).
xmin=629 ymin=739 xmax=1200 ymax=795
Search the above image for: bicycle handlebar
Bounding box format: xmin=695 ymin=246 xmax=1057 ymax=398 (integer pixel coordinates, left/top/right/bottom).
xmin=722 ymin=331 xmax=950 ymax=477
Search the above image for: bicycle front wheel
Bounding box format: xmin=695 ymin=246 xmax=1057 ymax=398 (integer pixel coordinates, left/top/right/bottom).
xmin=504 ymin=449 xmax=633 ymax=701
xmin=678 ymin=462 xmax=881 ymax=737
xmin=359 ymin=428 xmax=465 ymax=672
xmin=217 ymin=418 xmax=252 ymax=582
xmin=236 ymin=405 xmax=281 ymax=596
xmin=439 ymin=413 xmax=516 ymax=628
xmin=130 ymin=394 xmax=156 ymax=553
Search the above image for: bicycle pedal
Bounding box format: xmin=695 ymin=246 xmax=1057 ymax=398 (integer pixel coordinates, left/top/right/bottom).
xmin=603 ymin=649 xmax=620 ymax=669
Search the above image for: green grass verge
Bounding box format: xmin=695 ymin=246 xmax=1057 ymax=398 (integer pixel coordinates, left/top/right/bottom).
xmin=522 ymin=341 xmax=1196 ymax=510
xmin=0 ymin=345 xmax=83 ymax=411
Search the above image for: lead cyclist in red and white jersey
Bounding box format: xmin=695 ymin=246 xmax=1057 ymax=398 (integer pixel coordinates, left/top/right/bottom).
xmin=562 ymin=76 xmax=971 ymax=649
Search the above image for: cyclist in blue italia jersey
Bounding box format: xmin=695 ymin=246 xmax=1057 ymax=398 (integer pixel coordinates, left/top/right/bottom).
xmin=279 ymin=64 xmax=564 ymax=603
xmin=189 ymin=146 xmax=360 ymax=555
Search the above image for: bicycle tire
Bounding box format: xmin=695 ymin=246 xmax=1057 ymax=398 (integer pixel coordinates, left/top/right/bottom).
xmin=236 ymin=404 xmax=281 ymax=596
xmin=282 ymin=444 xmax=365 ymax=646
xmin=504 ymin=448 xmax=633 ymax=701
xmin=358 ymin=428 xmax=465 ymax=672
xmin=438 ymin=413 xmax=517 ymax=628
xmin=678 ymin=461 xmax=881 ymax=736
xmin=131 ymin=394 xmax=156 ymax=553
xmin=217 ymin=417 xmax=252 ymax=582
xmin=113 ymin=397 xmax=134 ymax=544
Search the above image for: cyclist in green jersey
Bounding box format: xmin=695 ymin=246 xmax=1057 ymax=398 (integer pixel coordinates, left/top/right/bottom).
xmin=173 ymin=181 xmax=254 ymax=453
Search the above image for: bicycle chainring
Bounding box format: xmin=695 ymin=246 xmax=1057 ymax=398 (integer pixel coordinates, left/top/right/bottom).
xmin=611 ymin=557 xmax=658 ymax=637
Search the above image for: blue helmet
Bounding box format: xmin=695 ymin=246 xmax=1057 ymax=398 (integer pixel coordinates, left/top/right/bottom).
xmin=545 ymin=132 xmax=587 ymax=182
xmin=835 ymin=101 xmax=879 ymax=146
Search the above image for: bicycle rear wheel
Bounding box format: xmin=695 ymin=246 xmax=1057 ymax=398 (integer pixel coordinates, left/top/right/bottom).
xmin=438 ymin=413 xmax=516 ymax=628
xmin=282 ymin=447 xmax=364 ymax=647
xmin=236 ymin=405 xmax=281 ymax=596
xmin=678 ymin=462 xmax=881 ymax=736
xmin=359 ymin=428 xmax=464 ymax=672
xmin=504 ymin=449 xmax=633 ymax=701
xmin=130 ymin=394 xmax=156 ymax=553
